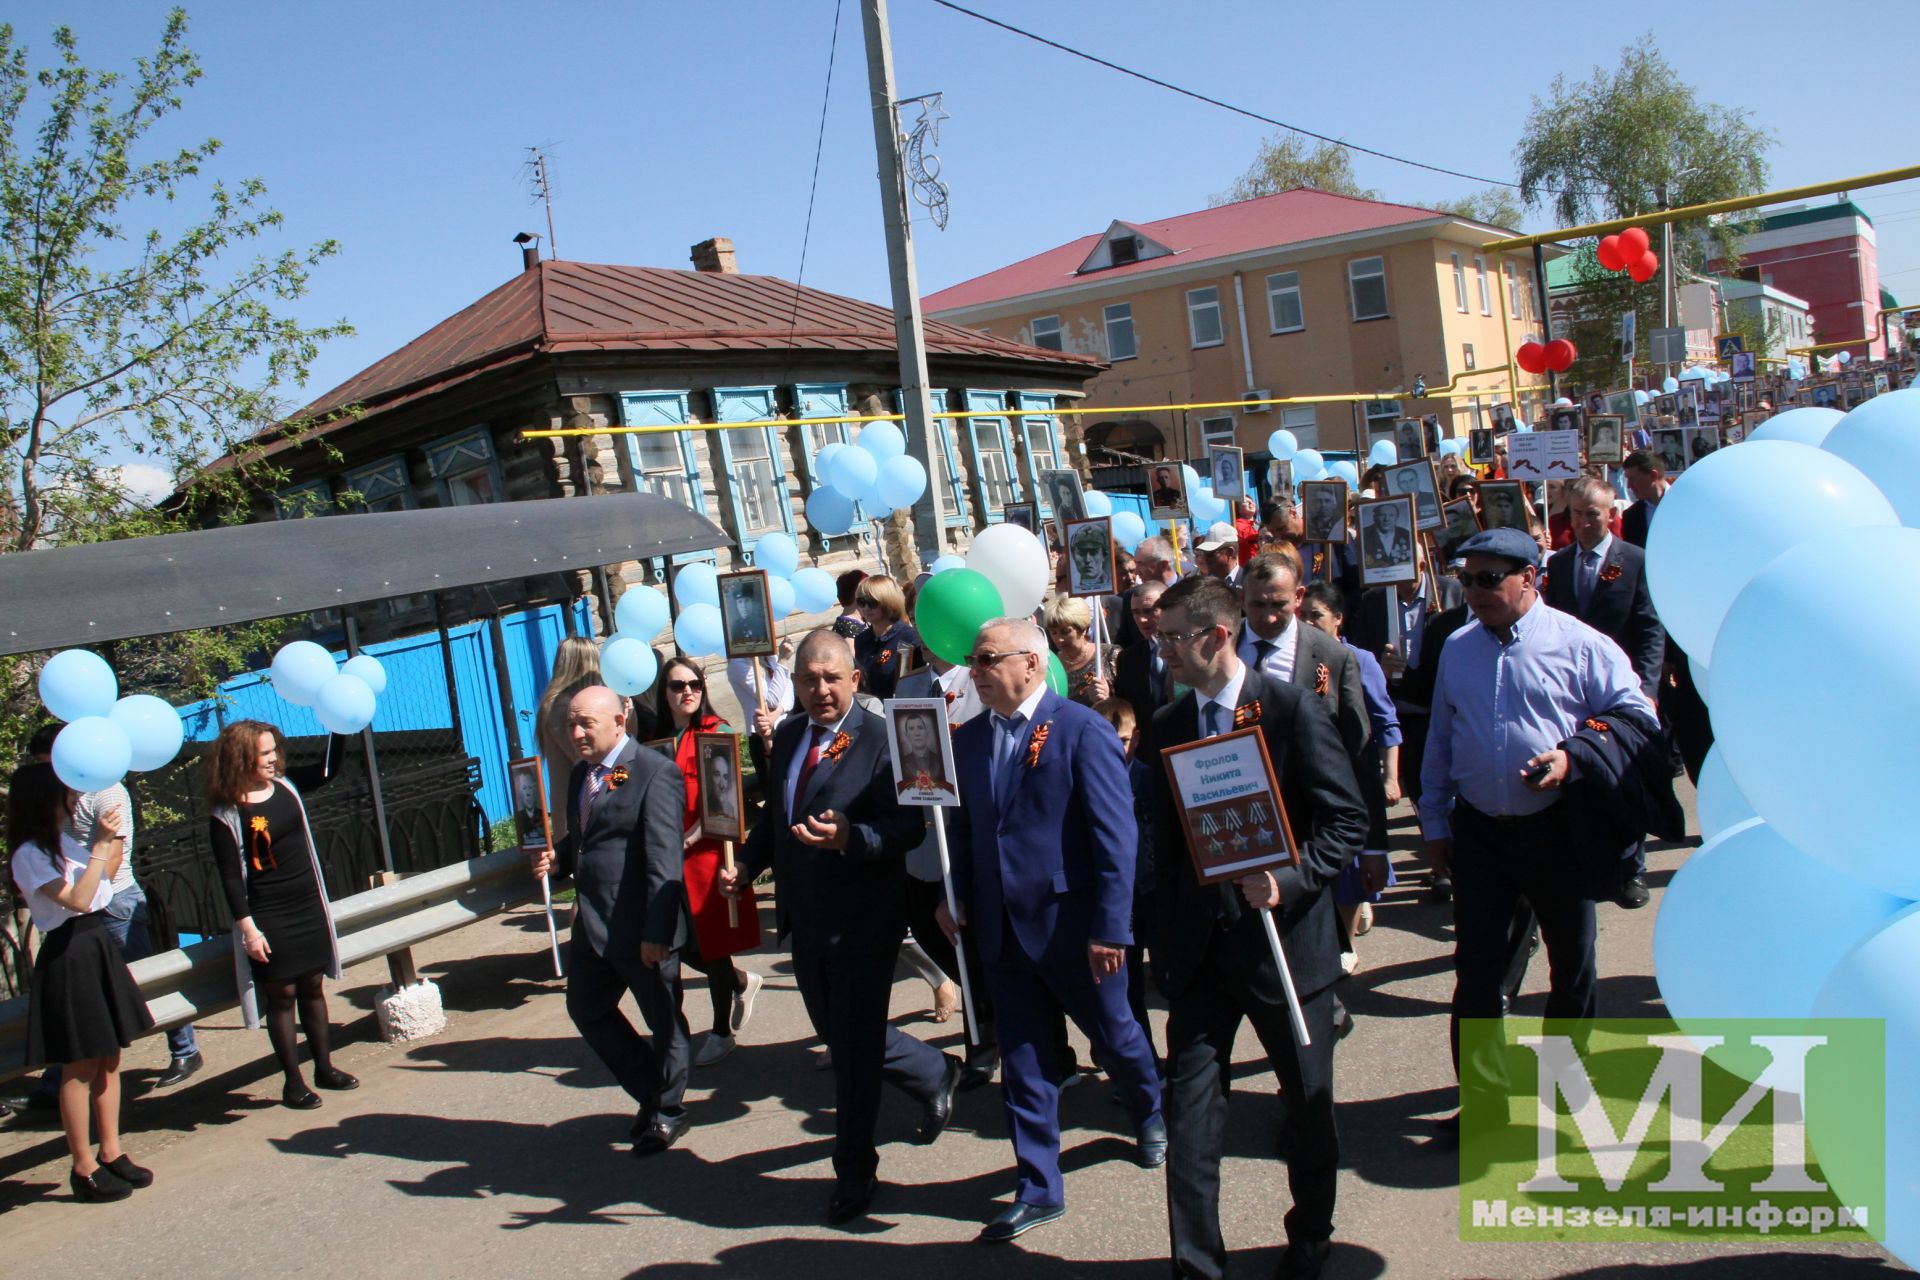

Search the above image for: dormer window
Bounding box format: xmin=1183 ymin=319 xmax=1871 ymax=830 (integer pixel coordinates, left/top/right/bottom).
xmin=1076 ymin=220 xmax=1174 ymax=274
xmin=1110 ymin=236 xmax=1139 ymax=265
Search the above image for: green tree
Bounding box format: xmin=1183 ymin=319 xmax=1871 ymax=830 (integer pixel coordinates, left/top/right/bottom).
xmin=1430 ymin=187 xmax=1526 ymax=231
xmin=0 ymin=10 xmax=350 ymax=775
xmin=1212 ymin=135 xmax=1379 ymax=207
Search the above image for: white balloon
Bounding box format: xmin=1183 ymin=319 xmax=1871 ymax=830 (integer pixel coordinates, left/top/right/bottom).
xmin=966 ymin=522 xmax=1050 ymax=618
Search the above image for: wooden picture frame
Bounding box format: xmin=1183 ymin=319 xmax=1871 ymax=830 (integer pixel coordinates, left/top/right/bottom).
xmin=508 ymin=757 xmax=552 ymax=853
xmin=1266 ymin=459 xmax=1293 ymax=499
xmin=1440 ymin=497 xmax=1482 ymax=553
xmin=1002 ymin=502 xmax=1039 ymax=535
xmin=1299 ymin=480 xmax=1349 ymax=544
xmin=695 ymin=731 xmax=744 ymax=841
xmin=718 ymin=568 xmax=776 ymax=659
xmin=1064 ymin=516 xmax=1117 ymax=597
xmin=1467 ymin=426 xmax=1495 ymax=466
xmin=1147 ymin=462 xmax=1190 ymax=521
xmin=1383 ymin=457 xmax=1443 ymax=531
xmin=1652 ymin=427 xmax=1689 ymax=476
xmin=1159 ymin=725 xmax=1299 ymax=885
xmin=1477 ymin=480 xmax=1530 ymax=534
xmin=1547 ymin=406 xmax=1585 ymax=435
xmin=1207 ymin=445 xmax=1247 ymax=502
xmin=1585 ymin=414 xmax=1626 ymax=464
xmin=1356 ymin=495 xmax=1419 ymax=586
xmin=1393 ymin=418 xmax=1426 ymax=462
xmin=1040 ymin=467 xmax=1086 ymax=524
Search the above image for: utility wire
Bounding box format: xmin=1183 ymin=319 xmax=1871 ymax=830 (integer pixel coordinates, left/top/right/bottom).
xmin=786 ymin=0 xmax=845 ymax=350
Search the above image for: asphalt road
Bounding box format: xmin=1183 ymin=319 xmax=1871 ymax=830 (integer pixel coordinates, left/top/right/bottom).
xmin=0 ymin=785 xmax=1901 ymax=1278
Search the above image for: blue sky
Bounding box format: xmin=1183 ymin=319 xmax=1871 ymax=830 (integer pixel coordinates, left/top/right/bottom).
xmin=17 ymin=0 xmax=1920 ymax=474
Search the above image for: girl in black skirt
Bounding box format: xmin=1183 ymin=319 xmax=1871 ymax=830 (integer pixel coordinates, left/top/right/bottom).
xmin=8 ymin=763 xmax=154 ymax=1201
xmin=206 ymin=721 xmax=356 ymax=1109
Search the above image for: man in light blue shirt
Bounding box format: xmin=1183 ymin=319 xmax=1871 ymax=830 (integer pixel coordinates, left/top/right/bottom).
xmin=1417 ymin=528 xmax=1654 ymax=1123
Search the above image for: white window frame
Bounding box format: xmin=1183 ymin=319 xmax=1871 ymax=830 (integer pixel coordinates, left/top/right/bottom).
xmin=1348 ymin=257 xmax=1389 ymax=321
xmin=1186 ymin=286 xmax=1225 ymax=348
xmin=1103 ymin=302 xmax=1137 ymax=361
xmin=1504 ymin=262 xmax=1521 ymax=319
xmin=1474 ymin=254 xmax=1491 ymax=315
xmin=1030 ymin=315 xmax=1063 ymax=351
xmin=970 ymin=420 xmax=1016 ymax=511
xmin=1280 ymin=406 xmax=1318 ymax=449
xmin=1525 ymin=269 xmax=1539 ymax=322
xmin=1266 ymin=270 xmax=1304 ymax=333
xmin=1450 ymin=253 xmax=1468 ymax=312
xmin=1198 ymin=414 xmax=1236 ymax=450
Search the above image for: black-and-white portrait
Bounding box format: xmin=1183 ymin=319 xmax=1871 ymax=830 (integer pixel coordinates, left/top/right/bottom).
xmin=1468 ymin=427 xmax=1495 ymax=465
xmin=1586 ymin=415 xmax=1624 ymax=464
xmin=1357 ymin=497 xmax=1417 ymax=586
xmin=1394 ymin=419 xmax=1425 ymax=461
xmin=1383 ymin=459 xmax=1442 ymax=530
xmin=1065 ymin=517 xmax=1116 ymax=596
xmin=696 ymin=732 xmax=743 ymax=840
xmin=1685 ymin=426 xmax=1719 ymax=464
xmin=1477 ymin=481 xmax=1530 ymax=533
xmin=885 ymin=698 xmax=960 ymax=807
xmin=1003 ymin=502 xmax=1039 ymax=534
xmin=1040 ymin=468 xmax=1086 ymax=522
xmin=1652 ymin=428 xmax=1688 ymax=476
xmin=719 ymin=569 xmax=776 ymax=658
xmin=1440 ymin=498 xmax=1481 ymax=554
xmin=1731 ymin=351 xmax=1756 ymax=381
xmin=1299 ymin=480 xmax=1348 ymax=544
xmin=1675 ymin=385 xmax=1699 ymax=430
xmin=510 ymin=757 xmax=548 ymax=852
xmin=1208 ymin=446 xmax=1246 ymax=501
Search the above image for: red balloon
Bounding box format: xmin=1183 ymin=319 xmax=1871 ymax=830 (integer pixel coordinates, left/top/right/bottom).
xmin=1545 ymin=338 xmax=1577 ymax=373
xmin=1618 ymin=226 xmax=1651 ymax=259
xmin=1515 ymin=341 xmax=1547 ymax=375
xmin=1627 ymin=251 xmax=1660 ymax=284
xmin=1596 ymin=235 xmax=1625 ymax=272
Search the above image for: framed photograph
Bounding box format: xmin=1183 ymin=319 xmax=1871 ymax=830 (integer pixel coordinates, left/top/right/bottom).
xmin=1467 ymin=426 xmax=1495 ymax=466
xmin=1356 ymin=495 xmax=1418 ymax=586
xmin=1585 ymin=392 xmax=1607 ymax=416
xmin=718 ymin=569 xmax=776 ymax=659
xmin=1731 ymin=350 xmax=1757 ymax=382
xmin=1652 ymin=427 xmax=1689 ymax=476
xmin=1039 ymin=467 xmax=1086 ymax=523
xmin=1207 ymin=445 xmax=1246 ymax=502
xmin=885 ymin=697 xmax=960 ymax=807
xmin=1148 ymin=462 xmax=1190 ymax=521
xmin=1423 ymin=416 xmax=1443 ymax=456
xmin=1653 ymin=393 xmax=1678 ymax=422
xmin=1159 ymin=726 xmax=1298 ymax=885
xmin=1684 ymin=426 xmax=1720 ymax=466
xmin=1003 ymin=501 xmax=1039 ymax=534
xmin=508 ymin=757 xmax=552 ymax=853
xmin=1722 ymin=420 xmax=1747 ymax=445
xmin=1585 ymin=414 xmax=1625 ymax=465
xmin=1299 ymin=480 xmax=1349 ymax=544
xmin=1547 ymin=405 xmax=1585 ymax=435
xmin=1440 ymin=497 xmax=1482 ymax=553
xmin=643 ymin=737 xmax=676 ymax=757
xmin=1064 ymin=517 xmax=1117 ymax=597
xmin=1699 ymin=387 xmax=1723 ymax=426
xmin=1266 ymin=459 xmax=1293 ymax=498
xmin=1811 ymin=381 xmax=1839 ymax=409
xmin=1606 ymin=390 xmax=1638 ymax=420
xmin=1675 ymin=384 xmax=1700 ymax=430
xmin=1394 ymin=418 xmax=1426 ymax=462
xmin=1490 ymin=403 xmax=1518 ymax=435
xmin=1875 ymin=371 xmax=1892 ymax=397
xmin=1477 ymin=481 xmax=1531 ymax=534
xmin=695 ymin=731 xmax=745 ymax=841
xmin=1382 ymin=458 xmax=1442 ymax=530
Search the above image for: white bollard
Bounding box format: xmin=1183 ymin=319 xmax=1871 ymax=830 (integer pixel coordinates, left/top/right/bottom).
xmin=375 ymin=979 xmax=447 ymax=1043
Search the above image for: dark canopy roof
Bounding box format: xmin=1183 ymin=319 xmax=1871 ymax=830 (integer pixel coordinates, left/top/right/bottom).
xmin=0 ymin=492 xmax=727 ymax=657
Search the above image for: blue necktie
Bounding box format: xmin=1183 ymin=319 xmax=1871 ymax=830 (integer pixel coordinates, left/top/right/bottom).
xmin=992 ymin=712 xmax=1026 ymax=808
xmin=1202 ymin=701 xmax=1226 ymax=739
xmin=1577 ymin=548 xmax=1599 ymax=610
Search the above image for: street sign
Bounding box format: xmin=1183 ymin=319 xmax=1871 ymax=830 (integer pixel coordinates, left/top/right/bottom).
xmin=1650 ymin=327 xmax=1687 ymax=365
xmin=1716 ymin=333 xmax=1746 ymax=359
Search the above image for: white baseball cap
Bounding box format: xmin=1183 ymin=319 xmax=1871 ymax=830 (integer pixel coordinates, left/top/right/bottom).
xmin=1197 ymin=521 xmax=1238 ymax=552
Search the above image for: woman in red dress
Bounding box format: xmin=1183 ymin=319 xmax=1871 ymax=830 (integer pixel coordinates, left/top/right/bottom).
xmin=655 ymin=656 xmax=763 ymax=1066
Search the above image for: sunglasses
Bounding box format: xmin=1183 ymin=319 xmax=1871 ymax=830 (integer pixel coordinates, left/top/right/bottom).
xmin=1454 ymin=566 xmax=1526 ymax=590
xmin=667 ymin=678 xmax=705 ymax=693
xmin=968 ymin=649 xmax=1035 ymax=669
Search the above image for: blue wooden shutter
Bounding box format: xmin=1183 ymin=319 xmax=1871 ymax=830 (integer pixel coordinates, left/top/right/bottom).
xmin=791 ymin=381 xmax=868 ymax=534
xmin=1015 ymin=391 xmax=1063 ymax=517
xmin=962 ymin=388 xmax=1019 ymax=520
xmin=617 ymin=390 xmax=715 ymax=568
xmin=710 ymin=385 xmax=794 ymax=558
xmin=890 ymin=386 xmax=964 ymax=526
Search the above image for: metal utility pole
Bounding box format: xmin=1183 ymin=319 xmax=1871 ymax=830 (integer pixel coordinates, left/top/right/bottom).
xmin=860 ymin=0 xmax=942 ymax=561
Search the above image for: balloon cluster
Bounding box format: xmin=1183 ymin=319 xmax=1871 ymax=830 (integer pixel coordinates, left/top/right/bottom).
xmin=805 ymin=422 xmax=930 ymax=537
xmin=1647 ymin=387 xmax=1920 ymax=1266
xmin=625 ymin=528 xmax=835 ymax=665
xmin=919 ymin=515 xmax=1065 ymax=694
xmin=36 ymin=651 xmax=187 ymax=794
xmin=270 ymin=641 xmax=388 ymax=736
xmin=1595 ymin=225 xmax=1660 ymax=283
xmin=1515 ymin=337 xmax=1578 ymax=375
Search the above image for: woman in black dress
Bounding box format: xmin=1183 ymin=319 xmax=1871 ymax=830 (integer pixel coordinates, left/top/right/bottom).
xmin=206 ymin=721 xmax=357 ymax=1109
xmin=8 ymin=762 xmax=153 ymax=1201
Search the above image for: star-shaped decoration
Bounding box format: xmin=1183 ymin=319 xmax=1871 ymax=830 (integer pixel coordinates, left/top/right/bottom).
xmin=1254 ymin=826 xmax=1275 ymax=844
xmin=1230 ymin=832 xmax=1250 ymax=851
xmin=1207 ymin=839 xmax=1226 ymax=858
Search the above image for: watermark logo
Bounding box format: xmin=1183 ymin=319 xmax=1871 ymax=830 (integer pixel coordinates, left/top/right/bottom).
xmin=1459 ymin=1019 xmax=1882 ymax=1241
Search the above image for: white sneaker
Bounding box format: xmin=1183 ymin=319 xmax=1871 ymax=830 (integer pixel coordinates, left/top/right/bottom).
xmin=1354 ymin=902 xmax=1374 ymax=936
xmin=732 ymin=971 xmax=763 ymax=1033
xmin=694 ymin=1033 xmax=736 ymax=1067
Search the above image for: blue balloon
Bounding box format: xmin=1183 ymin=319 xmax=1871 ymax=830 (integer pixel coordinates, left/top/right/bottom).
xmin=601 ymin=636 xmax=659 ymax=697
xmin=1292 ymin=449 xmax=1325 ymax=480
xmin=929 ymin=554 xmax=966 ymax=574
xmin=1710 ymin=526 xmax=1920 ymax=898
xmin=314 ymin=673 xmax=376 ymax=735
xmin=1180 ymin=463 xmax=1204 ymax=497
xmin=1633 ymin=389 xmax=1650 ymax=406
xmin=38 ymin=649 xmax=119 ymax=722
xmin=1655 ymin=818 xmax=1903 ymax=1035
xmin=673 ymin=603 xmax=725 ymax=658
xmin=1824 ymin=386 xmax=1920 ymax=526
xmin=1368 ymin=440 xmax=1398 ymax=468
xmin=1188 ymin=485 xmax=1225 ymax=525
xmin=614 ymin=586 xmax=671 ymax=637
xmin=813 ymin=442 xmax=846 ymax=480
xmin=108 ymin=694 xmax=184 ymax=772
xmin=1678 ymin=365 xmax=1711 ymax=382
xmin=1693 ymin=745 xmax=1754 ymax=841
xmin=672 ymin=562 xmax=720 ymax=609
xmin=876 ymin=455 xmax=928 ymax=509
xmin=1267 ymin=429 xmax=1299 ymax=461
xmin=340 ymin=654 xmax=388 ymax=696
xmin=51 ymin=717 xmax=131 ymax=793
xmin=269 ymin=641 xmax=335 ymax=709
xmin=1645 ymin=441 xmax=1896 ymax=666
xmin=806 ymin=486 xmax=857 ymax=537
xmin=1111 ymin=510 xmax=1147 ymax=552
xmin=1661 ymin=375 xmax=1679 ymax=394
xmin=1746 ymin=405 xmax=1842 ymax=447
xmin=754 ymin=531 xmax=801 ymax=579
xmin=791 ymin=566 xmax=838 ymax=613
xmin=767 ymin=573 xmax=796 ymax=617
xmin=826 ymin=445 xmax=878 ymax=498
xmin=1328 ymin=461 xmax=1360 ymax=488
xmin=1083 ymin=490 xmax=1113 ymax=518
xmin=856 ymin=421 xmax=907 ymax=462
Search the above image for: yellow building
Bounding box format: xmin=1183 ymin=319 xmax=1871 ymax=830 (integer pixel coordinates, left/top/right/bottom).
xmin=925 ymin=188 xmax=1555 ymax=464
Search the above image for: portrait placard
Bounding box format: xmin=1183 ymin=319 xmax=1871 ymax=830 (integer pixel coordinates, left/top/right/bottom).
xmin=1299 ymin=480 xmax=1349 ymax=544
xmin=885 ymin=698 xmax=960 ymax=808
xmin=695 ymin=731 xmax=745 ymax=840
xmin=1064 ymin=517 xmax=1117 ymax=597
xmin=1160 ymin=726 xmax=1298 ymax=885
xmin=1040 ymin=467 xmax=1087 ymax=524
xmin=1585 ymin=414 xmax=1625 ymax=464
xmin=643 ymin=738 xmax=676 ymax=757
xmin=1477 ymin=481 xmax=1530 ymax=533
xmin=1467 ymin=426 xmax=1496 ymax=466
xmin=1394 ymin=419 xmax=1426 ymax=462
xmin=1267 ymin=459 xmax=1293 ymax=497
xmin=1356 ymin=495 xmax=1418 ymax=586
xmin=1207 ymin=445 xmax=1246 ymax=501
xmin=1547 ymin=406 xmax=1585 ymax=435
xmin=1651 ymin=427 xmax=1688 ymax=476
xmin=1440 ymin=497 xmax=1482 ymax=553
xmin=718 ymin=569 xmax=776 ymax=659
xmin=1675 ymin=384 xmax=1700 ymax=430
xmin=1147 ymin=462 xmax=1190 ymax=520
xmin=1683 ymin=425 xmax=1720 ymax=466
xmin=1002 ymin=502 xmax=1039 ymax=535
xmin=1383 ymin=458 xmax=1443 ymax=530
xmin=1731 ymin=350 xmax=1757 ymax=382
xmin=1605 ymin=390 xmax=1638 ymax=420
xmin=1505 ymin=430 xmax=1581 ymax=481
xmin=508 ymin=757 xmax=552 ymax=853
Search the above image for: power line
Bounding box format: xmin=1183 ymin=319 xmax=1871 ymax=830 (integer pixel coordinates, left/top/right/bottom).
xmin=924 ymin=0 xmax=1542 ymax=194
xmin=785 ymin=0 xmax=845 ymax=350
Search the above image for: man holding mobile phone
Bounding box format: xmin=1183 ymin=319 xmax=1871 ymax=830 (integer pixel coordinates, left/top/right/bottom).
xmin=1416 ymin=528 xmax=1658 ymax=1133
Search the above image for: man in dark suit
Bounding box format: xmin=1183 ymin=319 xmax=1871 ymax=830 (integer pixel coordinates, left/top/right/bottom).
xmin=528 ymin=685 xmax=692 ymax=1155
xmin=939 ymin=616 xmax=1165 ymax=1244
xmin=1236 ymin=554 xmax=1367 ymax=759
xmin=1622 ymin=449 xmax=1712 ymax=782
xmin=722 ymin=631 xmax=959 ymax=1224
xmin=1147 ymin=575 xmax=1368 ymax=1280
xmin=1113 ymin=580 xmax=1173 ymax=750
xmin=1115 ymin=535 xmax=1180 ymax=649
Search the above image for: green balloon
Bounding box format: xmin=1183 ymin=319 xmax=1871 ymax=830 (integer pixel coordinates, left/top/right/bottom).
xmin=914 ymin=568 xmax=1005 ymax=665
xmin=1046 ymin=651 xmax=1068 ymax=697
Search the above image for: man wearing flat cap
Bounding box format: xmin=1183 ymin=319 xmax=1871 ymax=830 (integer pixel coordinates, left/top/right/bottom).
xmin=1418 ymin=527 xmax=1657 ymax=1129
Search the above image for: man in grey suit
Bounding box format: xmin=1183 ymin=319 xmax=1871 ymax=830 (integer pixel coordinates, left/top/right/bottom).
xmin=1237 ymin=553 xmax=1368 ymax=759
xmin=528 ymin=685 xmax=691 ymax=1155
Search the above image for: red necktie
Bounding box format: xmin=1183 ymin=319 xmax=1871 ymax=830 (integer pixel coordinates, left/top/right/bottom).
xmin=791 ymin=725 xmax=826 ymax=813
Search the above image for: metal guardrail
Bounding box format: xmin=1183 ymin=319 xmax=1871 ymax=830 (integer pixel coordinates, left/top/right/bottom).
xmin=0 ymin=849 xmax=540 ymax=1071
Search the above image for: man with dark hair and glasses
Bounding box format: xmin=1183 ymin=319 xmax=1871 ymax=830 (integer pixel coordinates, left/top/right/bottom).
xmin=1418 ymin=527 xmax=1658 ymax=1133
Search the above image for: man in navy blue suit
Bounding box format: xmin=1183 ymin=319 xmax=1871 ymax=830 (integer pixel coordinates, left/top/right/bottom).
xmin=938 ymin=616 xmax=1166 ymax=1244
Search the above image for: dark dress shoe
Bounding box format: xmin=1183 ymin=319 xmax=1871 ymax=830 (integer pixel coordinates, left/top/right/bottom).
xmin=827 ymin=1175 xmax=877 ymax=1224
xmin=1136 ymin=1112 xmax=1168 ymax=1168
xmin=313 ymin=1066 xmax=359 ymax=1091
xmin=979 ymin=1200 xmax=1065 ymax=1243
xmin=915 ymin=1054 xmax=962 ymax=1144
xmin=1429 ymin=873 xmax=1454 ymax=904
xmin=1278 ymin=1238 xmax=1332 ymax=1279
xmin=70 ymin=1166 xmax=133 ymax=1202
xmin=282 ymin=1084 xmax=322 ymax=1110
xmin=634 ymin=1111 xmax=689 ymax=1156
xmin=959 ymin=1050 xmax=999 ymax=1091
xmin=100 ymin=1153 xmax=153 ymax=1188
xmin=1615 ymin=876 xmax=1651 ymax=909
xmin=630 ymin=1108 xmax=656 ymax=1141
xmin=156 ymin=1052 xmax=203 ymax=1088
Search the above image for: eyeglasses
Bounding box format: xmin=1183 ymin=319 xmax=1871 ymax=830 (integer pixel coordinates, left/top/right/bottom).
xmin=1454 ymin=567 xmax=1526 ymax=590
xmin=667 ymin=679 xmax=705 ymax=693
xmin=968 ymin=648 xmax=1036 ymax=669
xmin=1155 ymin=626 xmax=1213 ymax=649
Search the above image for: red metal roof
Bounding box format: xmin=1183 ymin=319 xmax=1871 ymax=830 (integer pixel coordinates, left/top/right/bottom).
xmin=293 ymin=259 xmax=1100 ymax=425
xmin=922 ymin=187 xmax=1451 ymax=314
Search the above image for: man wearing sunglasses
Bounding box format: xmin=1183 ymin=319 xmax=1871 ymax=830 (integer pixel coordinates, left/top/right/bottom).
xmin=1417 ymin=527 xmax=1658 ymax=1131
